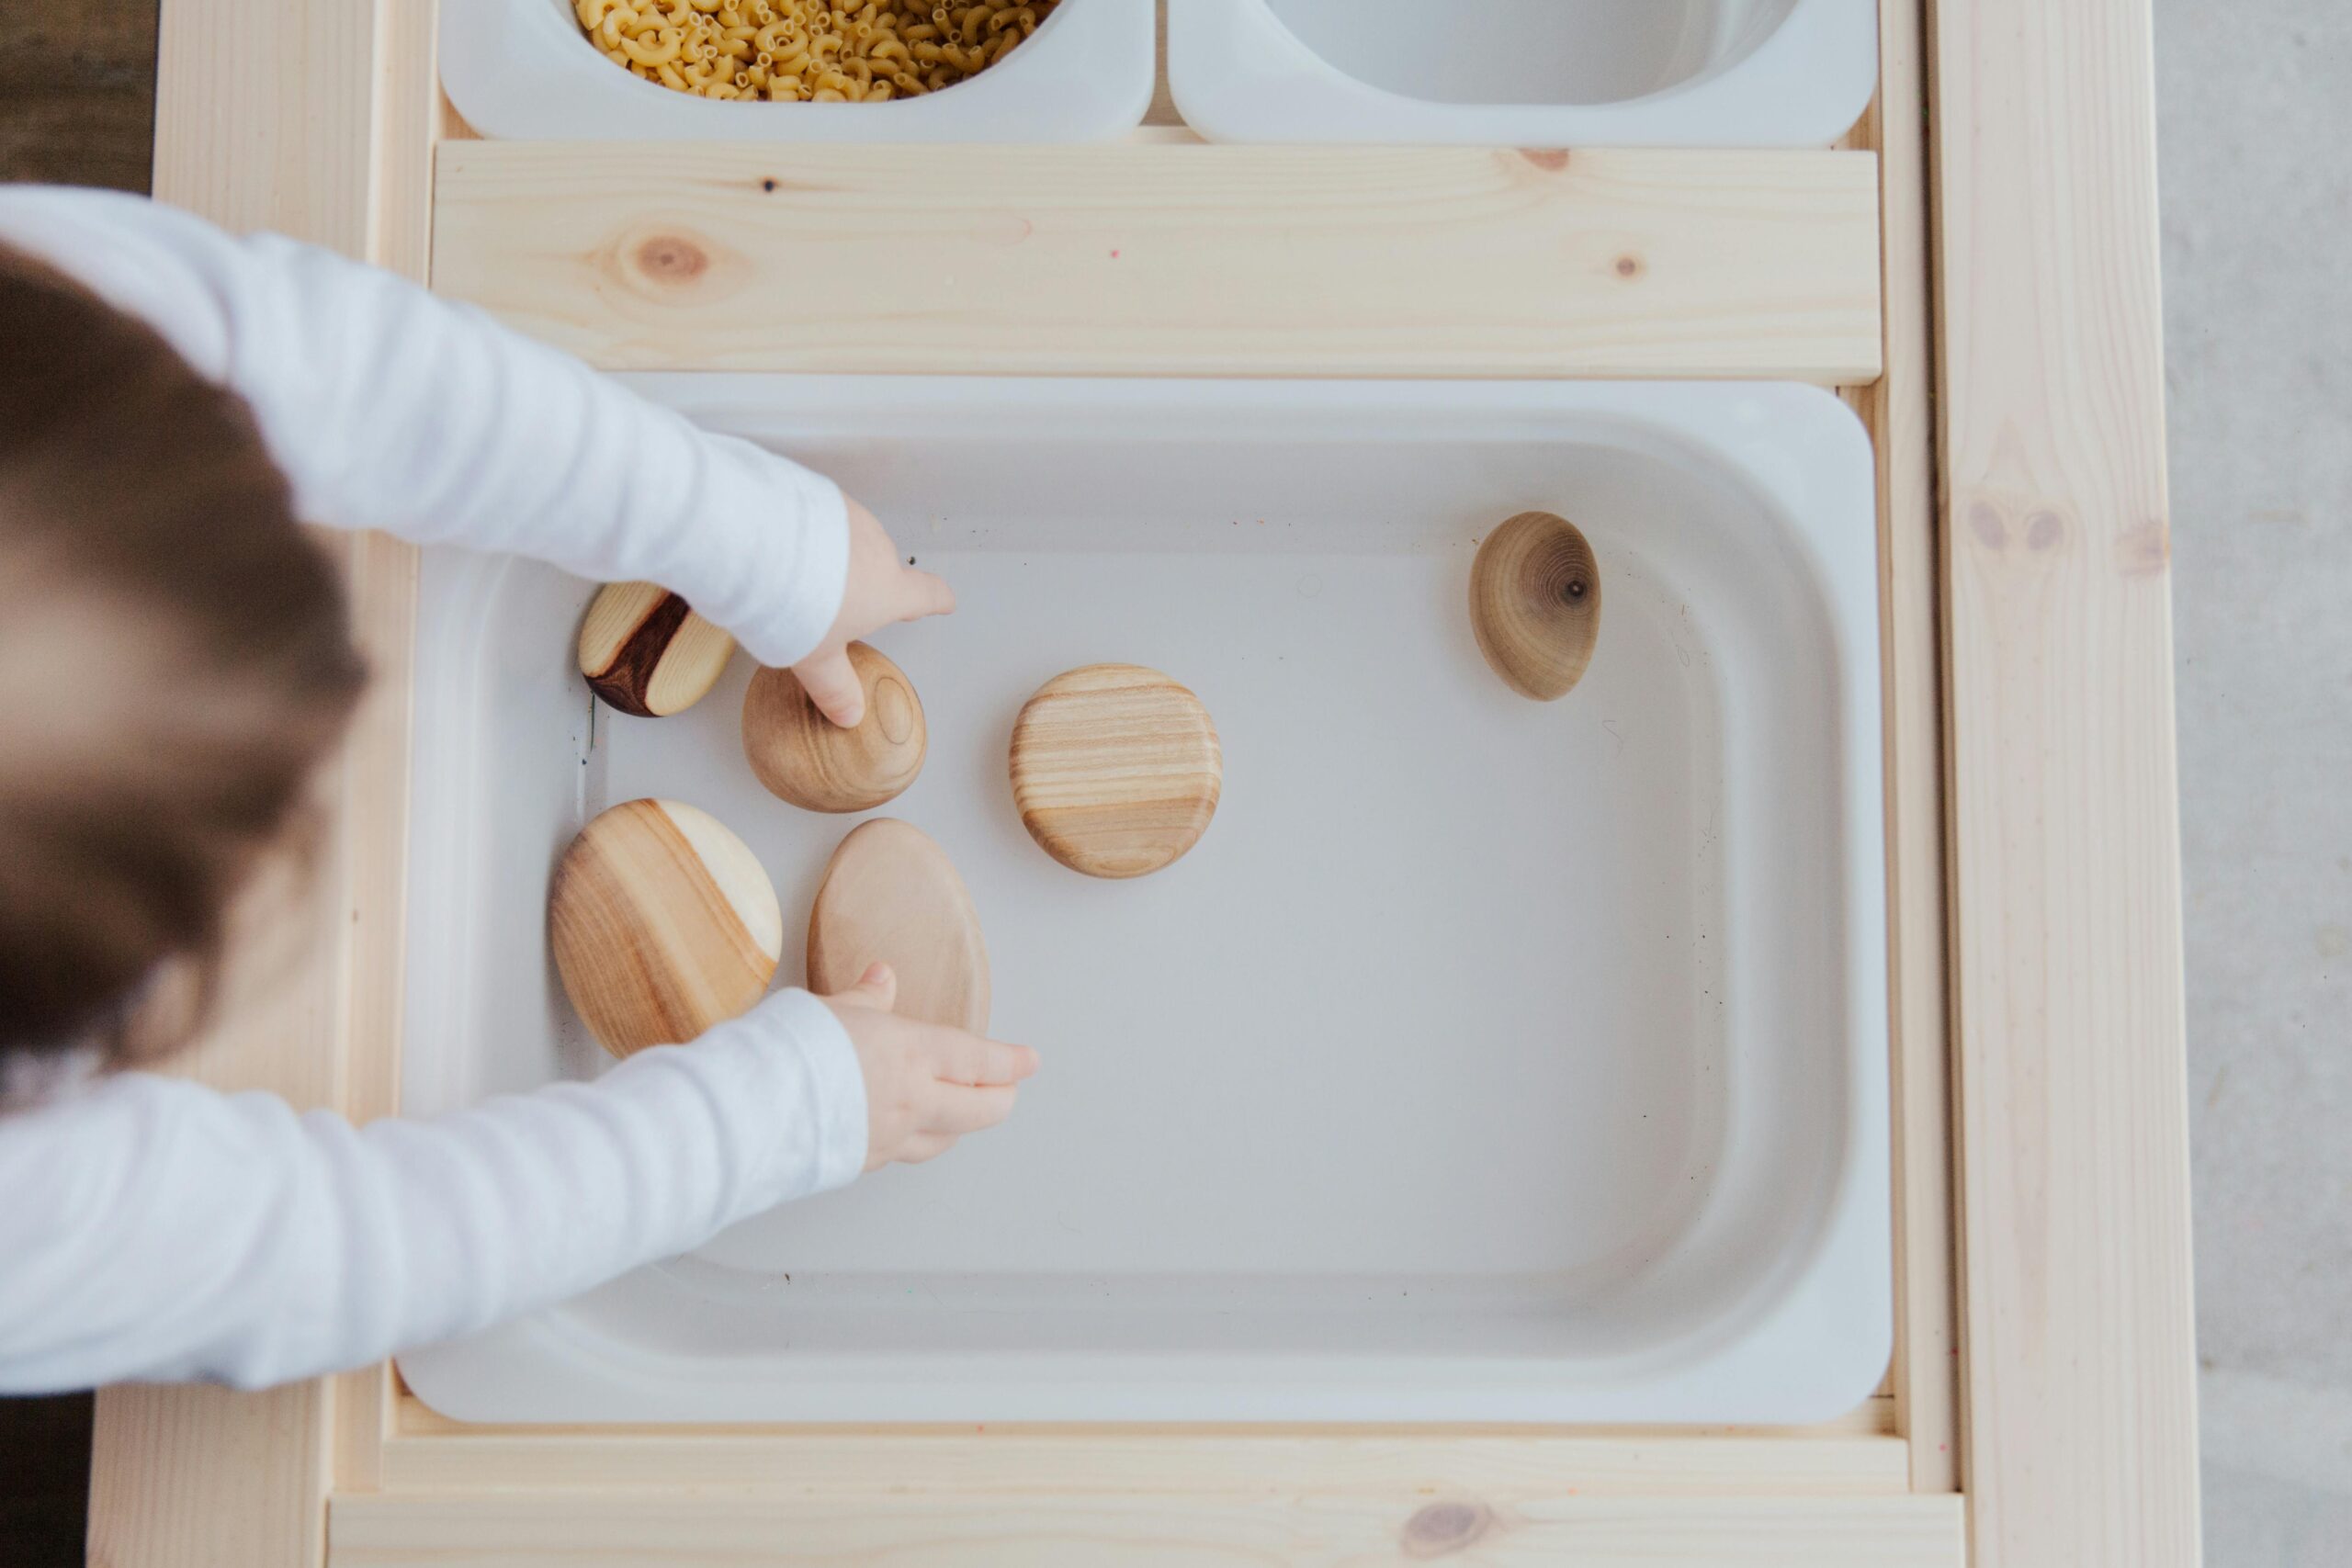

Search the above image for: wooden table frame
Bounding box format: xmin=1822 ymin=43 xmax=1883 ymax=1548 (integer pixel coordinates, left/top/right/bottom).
xmin=86 ymin=2 xmax=2198 ymax=1563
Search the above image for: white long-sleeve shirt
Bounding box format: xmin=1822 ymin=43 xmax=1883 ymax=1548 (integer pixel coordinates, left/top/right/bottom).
xmin=0 ymin=186 xmax=869 ymax=1393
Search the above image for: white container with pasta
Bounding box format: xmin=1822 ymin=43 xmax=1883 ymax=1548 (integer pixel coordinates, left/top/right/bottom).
xmin=1166 ymin=0 xmax=1879 ymax=147
xmin=441 ymin=0 xmax=1154 ymax=141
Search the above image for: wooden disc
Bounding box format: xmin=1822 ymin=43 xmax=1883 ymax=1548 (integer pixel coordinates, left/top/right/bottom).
xmin=741 ymin=642 xmax=927 ymax=813
xmin=549 ymin=798 xmax=782 ymax=1057
xmin=1009 ymin=663 xmax=1221 ymax=880
xmin=578 ymin=581 xmax=737 ymax=717
xmin=1468 ymin=511 xmax=1602 ymax=701
xmin=807 ymin=818 xmax=989 ymax=1033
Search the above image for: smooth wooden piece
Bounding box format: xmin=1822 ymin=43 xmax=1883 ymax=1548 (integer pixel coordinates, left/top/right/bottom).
xmin=806 ymin=818 xmax=989 ymax=1033
xmin=742 ymin=642 xmax=927 ymax=812
xmin=1860 ymin=0 xmax=1961 ymax=1495
xmin=430 ymin=143 xmax=1884 ymax=382
xmin=1470 ymin=511 xmax=1603 ymax=701
xmin=1011 ymin=664 xmax=1221 ymax=880
xmin=1935 ymin=0 xmax=2200 ymax=1562
xmin=330 ymin=1492 xmax=1966 ymax=1566
xmin=550 ymin=799 xmax=783 ymax=1056
xmin=578 ymin=581 xmax=736 ymax=717
xmin=92 ymin=0 xmax=438 ymax=1562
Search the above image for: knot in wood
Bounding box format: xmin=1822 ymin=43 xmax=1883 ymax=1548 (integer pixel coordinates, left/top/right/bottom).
xmin=1401 ymin=1500 xmax=1496 ymax=1559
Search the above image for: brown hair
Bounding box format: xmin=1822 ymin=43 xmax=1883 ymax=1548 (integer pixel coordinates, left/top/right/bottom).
xmin=0 ymin=243 xmax=367 ymax=1065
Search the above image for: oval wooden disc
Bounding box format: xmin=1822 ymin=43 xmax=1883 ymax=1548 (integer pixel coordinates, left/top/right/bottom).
xmin=1009 ymin=663 xmax=1222 ymax=879
xmin=578 ymin=581 xmax=738 ymax=717
xmin=741 ymin=642 xmax=928 ymax=813
xmin=549 ymin=798 xmax=782 ymax=1057
xmin=1468 ymin=511 xmax=1602 ymax=701
xmin=807 ymin=818 xmax=989 ymax=1033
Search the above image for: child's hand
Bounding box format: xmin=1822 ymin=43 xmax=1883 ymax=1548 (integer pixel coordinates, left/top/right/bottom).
xmin=821 ymin=962 xmax=1038 ymax=1171
xmin=793 ymin=497 xmax=956 ymax=728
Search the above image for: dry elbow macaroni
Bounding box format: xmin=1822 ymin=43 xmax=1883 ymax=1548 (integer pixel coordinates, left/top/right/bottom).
xmin=574 ymin=0 xmax=1059 ymax=102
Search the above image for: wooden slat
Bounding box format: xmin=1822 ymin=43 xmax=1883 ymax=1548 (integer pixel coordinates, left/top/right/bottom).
xmin=329 ymin=1493 xmax=1965 ymax=1567
xmin=430 ymin=143 xmax=1883 ymax=381
xmin=377 ymin=1425 xmax=1908 ymax=1500
xmin=88 ymin=0 xmax=436 ymax=1562
xmin=1932 ymin=0 xmax=2199 ymax=1562
xmin=1865 ymin=0 xmax=1960 ymax=1495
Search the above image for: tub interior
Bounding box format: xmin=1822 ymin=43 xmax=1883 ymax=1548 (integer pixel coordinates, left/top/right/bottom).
xmin=1261 ymin=0 xmax=1801 ymax=107
xmin=397 ymin=379 xmax=1884 ymax=1423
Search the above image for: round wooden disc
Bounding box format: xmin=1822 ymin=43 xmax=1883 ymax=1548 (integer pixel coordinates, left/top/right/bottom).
xmin=578 ymin=581 xmax=737 ymax=717
xmin=807 ymin=818 xmax=989 ymax=1033
xmin=1009 ymin=663 xmax=1222 ymax=880
xmin=1468 ymin=511 xmax=1601 ymax=701
xmin=549 ymin=798 xmax=782 ymax=1057
xmin=741 ymin=642 xmax=927 ymax=813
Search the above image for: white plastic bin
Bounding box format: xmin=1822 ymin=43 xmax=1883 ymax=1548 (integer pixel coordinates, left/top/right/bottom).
xmin=396 ymin=378 xmax=1891 ymax=1425
xmin=441 ymin=0 xmax=1156 ymax=141
xmin=1167 ymin=0 xmax=1879 ymax=146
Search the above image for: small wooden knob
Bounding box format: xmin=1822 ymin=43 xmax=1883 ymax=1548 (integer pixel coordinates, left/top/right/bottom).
xmin=549 ymin=798 xmax=782 ymax=1057
xmin=1009 ymin=663 xmax=1221 ymax=880
xmin=807 ymin=818 xmax=989 ymax=1033
xmin=578 ymin=581 xmax=737 ymax=717
xmin=741 ymin=642 xmax=927 ymax=813
xmin=1469 ymin=511 xmax=1601 ymax=701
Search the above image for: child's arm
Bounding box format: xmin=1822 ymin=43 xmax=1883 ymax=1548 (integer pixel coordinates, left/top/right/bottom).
xmin=0 ymin=991 xmax=856 ymax=1393
xmin=0 ymin=186 xmax=854 ymax=671
xmin=0 ymin=976 xmax=1030 ymax=1394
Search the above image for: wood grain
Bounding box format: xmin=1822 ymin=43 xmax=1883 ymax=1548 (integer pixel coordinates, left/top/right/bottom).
xmin=742 ymin=642 xmax=927 ymax=813
xmin=1011 ymin=664 xmax=1221 ymax=880
xmin=430 ymin=142 xmax=1883 ymax=381
xmin=578 ymin=581 xmax=737 ymax=717
xmin=329 ymin=1492 xmax=1965 ymax=1566
xmin=378 ymin=1404 xmax=1912 ymax=1497
xmin=1934 ymin=0 xmax=2199 ymax=1561
xmin=550 ymin=799 xmax=783 ymax=1055
xmin=807 ymin=818 xmax=989 ymax=1033
xmin=1860 ymin=0 xmax=1960 ymax=1495
xmin=0 ymin=0 xmax=156 ymax=191
xmin=1469 ymin=511 xmax=1602 ymax=701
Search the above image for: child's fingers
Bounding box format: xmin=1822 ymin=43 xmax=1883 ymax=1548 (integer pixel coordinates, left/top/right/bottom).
xmin=923 ymin=1081 xmax=1020 ymax=1135
xmin=932 ymin=1032 xmax=1038 ymax=1087
xmin=894 ymin=566 xmax=956 ymax=623
xmin=792 ymin=646 xmax=867 ymax=728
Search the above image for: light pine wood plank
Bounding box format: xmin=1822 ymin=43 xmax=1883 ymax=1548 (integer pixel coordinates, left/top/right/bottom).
xmin=89 ymin=0 xmax=437 ymax=1562
xmin=1932 ymin=0 xmax=2199 ymax=1562
xmin=429 ymin=143 xmax=1883 ymax=381
xmin=377 ymin=1425 xmax=1909 ymax=1499
xmin=1864 ymin=0 xmax=1961 ymax=1495
xmin=329 ymin=1493 xmax=1965 ymax=1567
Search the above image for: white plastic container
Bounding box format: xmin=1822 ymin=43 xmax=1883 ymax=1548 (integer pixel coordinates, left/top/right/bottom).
xmin=440 ymin=0 xmax=1155 ymax=141
xmin=1167 ymin=0 xmax=1879 ymax=146
xmin=397 ymin=378 xmax=1889 ymax=1425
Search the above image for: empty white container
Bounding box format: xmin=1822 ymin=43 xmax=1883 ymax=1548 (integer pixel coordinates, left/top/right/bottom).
xmin=1167 ymin=0 xmax=1879 ymax=146
xmin=440 ymin=0 xmax=1155 ymax=141
xmin=397 ymin=378 xmax=1889 ymax=1425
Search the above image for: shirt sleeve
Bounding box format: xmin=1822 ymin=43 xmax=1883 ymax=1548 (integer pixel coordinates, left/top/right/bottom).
xmin=0 ymin=185 xmax=848 ymax=668
xmin=0 ymin=989 xmax=865 ymax=1394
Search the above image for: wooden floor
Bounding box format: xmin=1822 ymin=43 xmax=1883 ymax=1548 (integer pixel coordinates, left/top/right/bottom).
xmin=0 ymin=0 xmax=157 ymax=1556
xmin=2 ymin=0 xmax=155 ymax=192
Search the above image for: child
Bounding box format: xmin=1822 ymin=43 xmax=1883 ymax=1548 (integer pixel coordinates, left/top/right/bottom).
xmin=0 ymin=186 xmax=1038 ymax=1393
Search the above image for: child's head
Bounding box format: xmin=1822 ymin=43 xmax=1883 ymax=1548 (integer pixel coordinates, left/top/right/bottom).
xmin=0 ymin=244 xmax=367 ymax=1067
